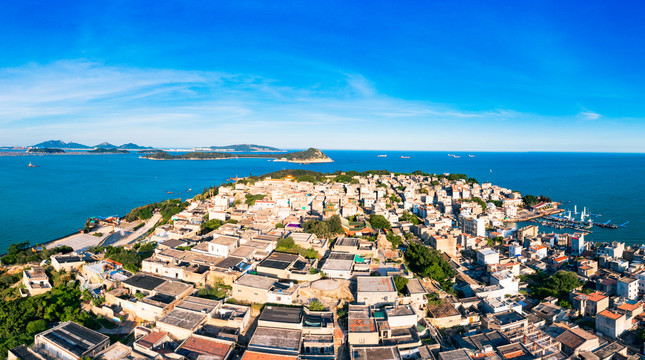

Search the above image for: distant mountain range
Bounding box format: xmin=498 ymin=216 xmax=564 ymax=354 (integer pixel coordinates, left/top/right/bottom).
xmin=30 ymin=141 xmax=284 ymax=152
xmin=207 ymin=144 xmax=283 ymax=152
xmin=31 ymin=140 xmax=154 ymax=150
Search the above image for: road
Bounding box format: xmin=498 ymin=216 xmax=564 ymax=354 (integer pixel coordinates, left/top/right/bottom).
xmin=112 ymin=213 xmax=161 ymax=246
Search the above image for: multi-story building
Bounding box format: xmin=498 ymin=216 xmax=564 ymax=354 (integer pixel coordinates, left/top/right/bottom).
xmin=617 ymin=277 xmax=638 ymax=300
xmin=596 ymin=309 xmax=629 ymax=339
xmin=477 ymin=248 xmax=499 ymax=265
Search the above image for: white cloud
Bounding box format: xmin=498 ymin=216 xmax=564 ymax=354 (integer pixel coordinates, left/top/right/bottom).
xmin=0 ymin=60 xmax=642 ymax=151
xmin=578 ymin=111 xmax=601 ymax=121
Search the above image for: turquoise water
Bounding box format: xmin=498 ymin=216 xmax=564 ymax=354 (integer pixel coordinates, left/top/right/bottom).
xmin=0 ymin=151 xmax=643 ymax=250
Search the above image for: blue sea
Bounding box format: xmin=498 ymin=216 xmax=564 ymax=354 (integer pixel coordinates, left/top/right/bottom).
xmin=0 ymin=151 xmax=643 ymax=250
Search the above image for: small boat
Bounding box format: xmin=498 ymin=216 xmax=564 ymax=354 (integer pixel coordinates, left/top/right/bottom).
xmin=468 ymin=155 xmax=475 ymax=157
xmin=187 ymin=188 xmax=192 ymax=192
xmin=400 ymin=156 xmax=410 ymax=159
xmin=27 ymin=162 xmax=37 ymax=167
xmin=377 ymin=154 xmax=387 ymax=157
xmin=454 ymin=155 xmax=461 ymax=158
xmin=166 ymin=191 xmax=173 ymax=194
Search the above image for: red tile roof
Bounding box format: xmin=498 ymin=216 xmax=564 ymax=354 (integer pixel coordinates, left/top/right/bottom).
xmin=617 ymin=302 xmax=640 ymax=311
xmin=136 ymin=331 xmax=169 ymax=349
xmin=178 ymin=336 xmax=231 ymax=360
xmin=241 ymin=351 xmax=298 ymax=360
xmin=599 ymin=309 xmax=623 ymax=320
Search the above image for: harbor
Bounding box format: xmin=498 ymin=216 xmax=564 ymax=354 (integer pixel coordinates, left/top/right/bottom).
xmin=529 ymin=205 xmax=629 ymax=234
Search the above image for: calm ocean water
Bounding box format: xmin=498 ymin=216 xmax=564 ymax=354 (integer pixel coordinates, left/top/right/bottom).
xmin=0 ymin=151 xmax=643 ymax=250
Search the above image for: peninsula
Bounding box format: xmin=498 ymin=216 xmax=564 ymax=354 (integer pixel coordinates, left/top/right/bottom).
xmin=0 ymin=168 xmax=629 ymax=360
xmin=142 ymin=147 xmax=333 ymax=163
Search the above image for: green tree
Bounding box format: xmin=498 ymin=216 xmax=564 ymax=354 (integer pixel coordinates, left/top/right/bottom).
xmin=308 ymin=299 xmax=326 ymax=311
xmin=523 ymin=195 xmax=539 ymax=207
xmin=404 ymin=243 xmax=455 ymax=290
xmin=394 ymin=276 xmax=409 ymax=294
xmin=369 ymin=214 xmax=391 ymax=230
xmin=26 ymin=319 xmax=47 ymax=334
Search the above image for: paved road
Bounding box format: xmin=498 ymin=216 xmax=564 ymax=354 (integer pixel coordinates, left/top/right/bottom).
xmin=112 ymin=213 xmax=161 ymax=246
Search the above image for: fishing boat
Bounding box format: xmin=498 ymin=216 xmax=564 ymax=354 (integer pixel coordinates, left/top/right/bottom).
xmin=400 ymin=156 xmax=410 ymax=159
xmin=27 ymin=162 xmax=37 ymax=167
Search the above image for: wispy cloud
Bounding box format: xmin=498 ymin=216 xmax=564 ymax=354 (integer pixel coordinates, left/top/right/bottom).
xmin=0 ymin=60 xmax=642 ymax=151
xmin=578 ymin=111 xmax=601 ymax=121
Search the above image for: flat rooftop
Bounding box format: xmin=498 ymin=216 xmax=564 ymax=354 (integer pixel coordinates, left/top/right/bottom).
xmin=258 ymin=251 xmax=299 ymax=270
xmin=490 ymin=310 xmax=527 ymax=325
xmin=405 ymin=278 xmax=427 ymax=294
xmin=153 ymin=280 xmax=192 ymax=296
xmin=438 ymin=349 xmax=472 ymax=360
xmin=386 ymin=306 xmax=415 ymax=317
xmin=158 ymin=309 xmax=206 ymax=330
xmin=335 ymin=237 xmax=360 ymax=248
xmin=176 ymin=296 xmax=221 ymax=314
xmin=357 ymin=276 xmax=396 ymax=292
xmin=122 ymin=273 xmax=166 ymax=291
xmin=327 ymin=251 xmax=356 ymax=261
xmin=54 ymin=255 xmax=83 ymax=263
xmin=213 ymin=256 xmax=244 ymax=270
xmin=351 ymin=345 xmax=401 ymax=360
xmin=259 ymin=306 xmax=303 ymax=324
xmin=40 ymin=322 xmax=108 ymax=357
xmin=478 ymin=248 xmax=498 ymax=256
xmin=211 ymin=235 xmax=240 ymax=246
xmin=235 ymin=273 xmax=275 ymax=290
xmin=249 ymin=326 xmax=302 ymax=352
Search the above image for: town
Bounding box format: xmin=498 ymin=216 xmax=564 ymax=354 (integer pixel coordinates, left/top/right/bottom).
xmin=3 ymin=170 xmax=643 ymax=360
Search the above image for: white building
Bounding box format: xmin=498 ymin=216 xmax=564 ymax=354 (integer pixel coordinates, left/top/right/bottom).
xmin=508 ymin=242 xmax=522 ymax=258
xmin=617 ymin=277 xmax=638 ymax=300
xmin=596 ymin=310 xmax=628 ymax=339
xmin=208 ymin=235 xmax=240 ymax=257
xmin=477 ymin=248 xmax=499 ymax=265
xmin=462 ymin=216 xmax=486 ymax=237
xmin=571 ymin=233 xmax=585 ymax=256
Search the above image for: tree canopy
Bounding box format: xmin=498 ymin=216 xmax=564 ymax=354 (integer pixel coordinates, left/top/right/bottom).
xmin=1 ymin=242 xmax=73 ymax=266
xmin=302 ymin=215 xmax=344 ymax=239
xmin=525 ymin=270 xmax=582 ymax=300
xmin=369 ymin=214 xmax=391 ymax=230
xmin=404 ymin=243 xmax=455 ymax=290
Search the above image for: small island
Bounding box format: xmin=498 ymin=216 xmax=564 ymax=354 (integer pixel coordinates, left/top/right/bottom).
xmin=27 ymin=148 xmax=65 ymax=154
xmin=142 ymin=147 xmax=333 ymax=163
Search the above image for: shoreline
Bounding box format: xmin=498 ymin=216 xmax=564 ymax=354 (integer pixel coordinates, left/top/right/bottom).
xmin=141 ymin=156 xmax=333 ymax=163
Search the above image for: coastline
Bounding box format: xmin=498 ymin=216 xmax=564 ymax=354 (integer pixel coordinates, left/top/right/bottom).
xmin=141 ymin=156 xmax=333 ymax=163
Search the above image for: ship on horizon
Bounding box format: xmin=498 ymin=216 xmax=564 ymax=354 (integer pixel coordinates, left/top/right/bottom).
xmin=377 ymin=154 xmax=387 ymax=157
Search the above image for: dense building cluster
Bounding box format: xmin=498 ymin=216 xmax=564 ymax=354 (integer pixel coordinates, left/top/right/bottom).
xmin=7 ymin=172 xmax=645 ymax=360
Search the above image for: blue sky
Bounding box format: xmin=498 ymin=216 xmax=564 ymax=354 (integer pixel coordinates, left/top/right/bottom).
xmin=1 ymin=1 xmax=644 ymax=151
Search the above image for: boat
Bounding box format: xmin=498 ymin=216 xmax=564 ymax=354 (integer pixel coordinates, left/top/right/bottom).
xmin=400 ymin=156 xmax=410 ymax=159
xmin=454 ymin=155 xmax=461 ymax=158
xmin=187 ymin=188 xmax=192 ymax=192
xmin=377 ymin=154 xmax=387 ymax=157
xmin=468 ymin=155 xmax=475 ymax=157
xmin=166 ymin=191 xmax=173 ymax=194
xmin=27 ymin=162 xmax=37 ymax=168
